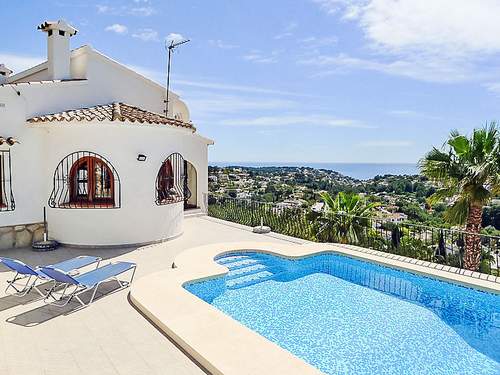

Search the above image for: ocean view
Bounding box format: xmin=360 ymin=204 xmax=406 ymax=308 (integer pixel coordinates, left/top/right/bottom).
xmin=210 ymin=162 xmax=419 ymax=180
xmin=4 ymin=4 xmax=500 ymax=375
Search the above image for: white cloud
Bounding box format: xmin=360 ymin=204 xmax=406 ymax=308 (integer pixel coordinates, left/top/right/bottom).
xmin=105 ymin=24 xmax=128 ymax=34
xmin=274 ymin=32 xmax=293 ymax=40
xmin=243 ymin=54 xmax=277 ymax=64
xmin=132 ymin=28 xmax=159 ymax=42
xmin=127 ymin=65 xmax=312 ymax=97
xmin=186 ymin=94 xmax=296 ymax=115
xmin=387 ymin=110 xmax=420 ymax=117
xmin=285 ymin=22 xmax=299 ymax=31
xmin=387 ymin=109 xmax=441 ymax=120
xmin=243 ymin=49 xmax=282 ymax=64
xmin=96 ymin=4 xmax=110 ymax=14
xmin=130 ymin=6 xmax=155 ymax=16
xmin=298 ymin=36 xmax=338 ymax=49
xmin=358 ymin=140 xmax=412 ymax=147
xmin=349 ymin=0 xmax=500 ymax=56
xmin=218 ymin=114 xmax=374 ymax=128
xmin=299 ymin=53 xmax=474 ymax=83
xmin=166 ymin=33 xmax=187 ymax=45
xmin=484 ymin=82 xmax=500 ymax=95
xmin=312 ymin=0 xmax=500 ymax=83
xmin=274 ymin=22 xmax=298 ymax=40
xmin=173 ymin=79 xmax=312 ymax=97
xmin=208 ymin=40 xmax=239 ymax=49
xmin=313 ymin=0 xmax=356 ymax=15
xmin=96 ymin=4 xmax=155 ymax=16
xmin=0 ymin=53 xmax=44 ymax=74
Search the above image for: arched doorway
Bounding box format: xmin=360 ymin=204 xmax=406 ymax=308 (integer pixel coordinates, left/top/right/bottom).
xmin=155 ymin=153 xmax=184 ymax=205
xmin=184 ymin=160 xmax=197 ymax=209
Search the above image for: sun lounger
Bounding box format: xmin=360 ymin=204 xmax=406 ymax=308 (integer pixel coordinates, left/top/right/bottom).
xmin=40 ymin=261 xmax=136 ymax=307
xmin=0 ymin=255 xmax=101 ymax=297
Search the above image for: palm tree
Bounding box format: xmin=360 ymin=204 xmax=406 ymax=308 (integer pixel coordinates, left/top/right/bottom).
xmin=317 ymin=191 xmax=379 ymax=244
xmin=419 ymin=123 xmax=500 ymax=270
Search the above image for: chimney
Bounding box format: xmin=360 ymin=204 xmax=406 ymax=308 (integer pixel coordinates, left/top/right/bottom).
xmin=0 ymin=64 xmax=12 ymax=84
xmin=38 ymin=20 xmax=78 ymax=80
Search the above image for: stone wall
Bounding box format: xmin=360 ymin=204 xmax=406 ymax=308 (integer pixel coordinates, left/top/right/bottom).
xmin=0 ymin=223 xmax=44 ymax=250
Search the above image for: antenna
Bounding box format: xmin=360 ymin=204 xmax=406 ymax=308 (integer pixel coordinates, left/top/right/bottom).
xmin=165 ymin=38 xmax=190 ymax=118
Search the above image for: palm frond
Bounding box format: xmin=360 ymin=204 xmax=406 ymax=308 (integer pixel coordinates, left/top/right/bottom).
xmin=320 ymin=192 xmax=337 ymax=212
xmin=428 ymin=187 xmax=457 ymax=205
xmin=448 ymin=135 xmax=469 ymax=156
xmin=421 ymin=122 xmax=500 ymax=229
xmin=419 ymin=148 xmax=459 ymax=181
xmin=444 ymin=197 xmax=469 ymax=225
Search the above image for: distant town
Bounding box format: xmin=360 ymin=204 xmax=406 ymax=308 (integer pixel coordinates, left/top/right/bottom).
xmin=208 ymin=165 xmax=500 ymax=232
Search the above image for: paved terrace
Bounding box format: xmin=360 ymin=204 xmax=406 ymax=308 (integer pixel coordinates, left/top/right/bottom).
xmin=0 ymin=216 xmax=303 ymax=375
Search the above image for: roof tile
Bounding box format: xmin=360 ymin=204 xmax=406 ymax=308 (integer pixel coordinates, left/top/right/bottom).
xmin=27 ymin=102 xmax=195 ymax=131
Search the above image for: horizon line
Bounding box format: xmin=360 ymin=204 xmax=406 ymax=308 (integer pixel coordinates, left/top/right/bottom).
xmin=209 ymin=161 xmax=418 ymax=165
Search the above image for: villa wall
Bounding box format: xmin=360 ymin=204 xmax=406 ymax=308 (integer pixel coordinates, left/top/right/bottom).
xmin=13 ymin=46 xmax=190 ymax=123
xmin=0 ymin=222 xmax=44 ymax=249
xmin=38 ymin=121 xmax=208 ymax=246
xmin=0 ymin=91 xmax=48 ymax=230
xmin=0 ymin=50 xmax=211 ymax=247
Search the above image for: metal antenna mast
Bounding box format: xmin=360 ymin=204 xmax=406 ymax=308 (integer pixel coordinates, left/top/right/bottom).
xmin=165 ymin=38 xmax=190 ymax=118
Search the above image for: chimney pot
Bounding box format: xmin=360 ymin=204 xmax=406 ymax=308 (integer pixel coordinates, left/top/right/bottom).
xmin=38 ymin=20 xmax=78 ymax=80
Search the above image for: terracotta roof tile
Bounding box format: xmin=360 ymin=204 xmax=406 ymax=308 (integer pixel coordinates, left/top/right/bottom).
xmin=27 ymin=102 xmax=195 ymax=131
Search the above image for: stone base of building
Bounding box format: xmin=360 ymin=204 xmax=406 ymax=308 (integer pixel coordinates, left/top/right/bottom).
xmin=0 ymin=223 xmax=45 ymax=250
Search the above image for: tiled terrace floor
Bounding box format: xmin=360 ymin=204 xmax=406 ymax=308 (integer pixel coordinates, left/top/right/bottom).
xmin=0 ymin=216 xmax=298 ymax=375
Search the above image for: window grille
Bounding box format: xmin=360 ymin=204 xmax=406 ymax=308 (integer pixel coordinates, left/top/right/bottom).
xmin=183 ymin=160 xmax=193 ymax=205
xmin=0 ymin=150 xmax=15 ymax=212
xmin=49 ymin=151 xmax=121 ymax=209
xmin=155 ymin=153 xmax=185 ymax=205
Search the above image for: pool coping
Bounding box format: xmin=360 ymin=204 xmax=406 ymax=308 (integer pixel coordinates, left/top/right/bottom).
xmin=130 ymin=242 xmax=500 ymax=375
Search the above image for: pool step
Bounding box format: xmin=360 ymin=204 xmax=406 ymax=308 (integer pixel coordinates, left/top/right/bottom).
xmin=220 ymin=258 xmax=260 ymax=271
xmin=226 ymin=264 xmax=268 ymax=279
xmin=217 ymin=255 xmax=250 ymax=264
xmin=226 ymin=270 xmax=274 ymax=289
xmin=217 ymin=254 xmax=280 ymax=288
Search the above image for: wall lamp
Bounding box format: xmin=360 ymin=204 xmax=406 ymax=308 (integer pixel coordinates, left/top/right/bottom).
xmin=137 ymin=154 xmax=147 ymax=162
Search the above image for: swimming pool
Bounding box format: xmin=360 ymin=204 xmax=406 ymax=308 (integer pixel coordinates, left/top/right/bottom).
xmin=185 ymin=251 xmax=500 ymax=375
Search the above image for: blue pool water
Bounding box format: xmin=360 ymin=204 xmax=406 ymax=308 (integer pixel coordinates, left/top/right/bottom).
xmin=185 ymin=252 xmax=500 ymax=375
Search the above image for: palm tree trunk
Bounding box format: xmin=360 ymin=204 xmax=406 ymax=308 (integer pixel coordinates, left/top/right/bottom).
xmin=463 ymin=204 xmax=483 ymax=271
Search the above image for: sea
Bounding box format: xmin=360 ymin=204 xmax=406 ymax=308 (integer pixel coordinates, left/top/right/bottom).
xmin=209 ymin=162 xmax=419 ymax=181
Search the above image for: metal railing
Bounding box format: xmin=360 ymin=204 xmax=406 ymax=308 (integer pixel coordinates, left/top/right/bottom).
xmin=207 ymin=195 xmax=500 ymax=275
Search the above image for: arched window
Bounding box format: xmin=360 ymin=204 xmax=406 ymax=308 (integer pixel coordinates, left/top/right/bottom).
xmin=156 ymin=153 xmax=184 ymax=205
xmin=49 ymin=151 xmax=120 ymax=209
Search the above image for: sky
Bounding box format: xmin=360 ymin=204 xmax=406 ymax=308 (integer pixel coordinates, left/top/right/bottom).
xmin=2 ymin=0 xmax=500 ymax=164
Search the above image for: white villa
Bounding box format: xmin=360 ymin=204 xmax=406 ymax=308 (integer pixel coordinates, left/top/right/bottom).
xmin=0 ymin=19 xmax=498 ymax=375
xmin=0 ymin=20 xmax=213 ymax=249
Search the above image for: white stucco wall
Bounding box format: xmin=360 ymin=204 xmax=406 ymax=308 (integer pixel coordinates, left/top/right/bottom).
xmin=40 ymin=122 xmax=209 ymax=246
xmin=0 ymin=45 xmax=212 ymax=247
xmin=0 ymin=88 xmax=47 ymax=227
xmin=9 ymin=46 xmax=190 ymax=123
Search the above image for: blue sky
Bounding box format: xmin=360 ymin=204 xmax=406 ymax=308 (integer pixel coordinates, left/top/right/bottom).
xmin=3 ymin=0 xmax=500 ymax=163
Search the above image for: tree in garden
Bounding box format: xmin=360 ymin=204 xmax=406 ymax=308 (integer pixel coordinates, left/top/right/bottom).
xmin=420 ymin=123 xmax=500 ymax=270
xmin=317 ymin=191 xmax=379 ymax=243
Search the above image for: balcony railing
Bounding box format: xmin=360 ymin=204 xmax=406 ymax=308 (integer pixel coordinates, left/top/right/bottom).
xmin=206 ymin=195 xmax=500 ymax=276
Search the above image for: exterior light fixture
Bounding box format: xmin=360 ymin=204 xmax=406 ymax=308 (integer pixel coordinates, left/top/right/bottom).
xmin=0 ymin=136 xmax=20 ymax=146
xmin=137 ymin=154 xmax=147 ymax=162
